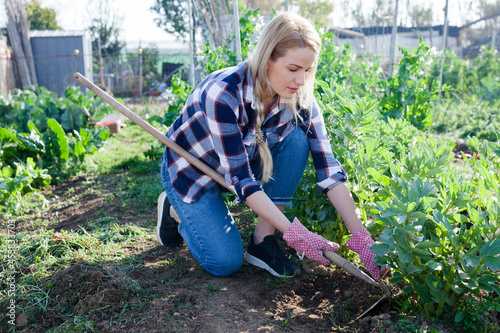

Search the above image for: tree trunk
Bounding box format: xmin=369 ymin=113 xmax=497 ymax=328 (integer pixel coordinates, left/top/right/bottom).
xmin=5 ymin=0 xmax=37 ymax=88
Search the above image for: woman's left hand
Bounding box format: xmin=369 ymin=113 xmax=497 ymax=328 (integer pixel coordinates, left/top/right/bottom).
xmin=345 ymin=227 xmax=388 ymax=280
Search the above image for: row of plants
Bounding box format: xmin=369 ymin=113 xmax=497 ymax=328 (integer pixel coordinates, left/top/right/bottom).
xmin=0 ymin=86 xmax=113 ymax=215
xmin=288 ymin=78 xmax=500 ymax=325
xmin=150 ymin=8 xmax=500 ymax=328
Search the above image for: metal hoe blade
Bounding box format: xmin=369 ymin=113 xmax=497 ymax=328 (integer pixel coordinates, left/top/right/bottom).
xmin=323 ymin=250 xmax=392 ymax=320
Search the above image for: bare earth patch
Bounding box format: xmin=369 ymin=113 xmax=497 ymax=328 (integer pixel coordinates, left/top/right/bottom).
xmin=13 ymin=173 xmax=495 ymax=333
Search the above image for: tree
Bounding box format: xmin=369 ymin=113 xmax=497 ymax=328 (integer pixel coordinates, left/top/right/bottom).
xmin=292 ymin=0 xmax=334 ymax=28
xmin=243 ymin=0 xmax=282 ymax=14
xmin=407 ymin=2 xmax=433 ymax=27
xmin=150 ymin=0 xmax=231 ymax=48
xmin=25 ymin=0 xmax=61 ymax=30
xmin=128 ymin=44 xmax=160 ymax=88
xmin=86 ymin=0 xmax=125 ymax=61
xmin=85 ymin=0 xmax=126 ymax=84
xmin=150 ymin=0 xmax=189 ymax=40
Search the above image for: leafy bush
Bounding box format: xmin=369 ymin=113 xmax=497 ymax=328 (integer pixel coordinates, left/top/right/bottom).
xmin=287 ymin=80 xmax=500 ymax=323
xmin=432 ymin=96 xmax=500 ymax=141
xmin=379 ymin=40 xmax=438 ymax=130
xmin=317 ymin=32 xmax=383 ymax=97
xmin=199 ymin=7 xmax=261 ymax=76
xmin=0 ymin=86 xmax=111 ymax=214
xmin=0 ymin=86 xmax=114 ymax=133
xmin=429 ymin=46 xmax=500 ymax=104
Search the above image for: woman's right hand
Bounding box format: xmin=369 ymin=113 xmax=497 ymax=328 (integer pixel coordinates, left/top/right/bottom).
xmin=283 ymin=217 xmax=339 ymax=265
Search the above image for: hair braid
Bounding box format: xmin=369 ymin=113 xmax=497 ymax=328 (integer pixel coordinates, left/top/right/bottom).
xmin=253 ymin=98 xmax=273 ymax=183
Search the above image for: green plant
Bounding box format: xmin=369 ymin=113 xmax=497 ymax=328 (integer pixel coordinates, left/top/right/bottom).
xmin=371 ymin=174 xmax=499 ymax=319
xmin=379 ymin=40 xmax=438 ymax=130
xmin=317 ymin=32 xmax=383 ymax=97
xmin=200 ymin=7 xmax=261 ymax=76
xmin=454 ymin=293 xmax=500 ymax=332
xmin=0 ymin=86 xmax=114 ymax=133
xmin=288 ymin=81 xmax=391 ymax=251
xmin=203 ymin=281 xmax=221 ymax=292
xmin=0 ymin=86 xmax=111 ymax=214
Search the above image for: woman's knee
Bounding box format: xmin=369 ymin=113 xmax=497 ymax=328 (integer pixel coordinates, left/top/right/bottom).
xmin=203 ymin=251 xmax=243 ymax=277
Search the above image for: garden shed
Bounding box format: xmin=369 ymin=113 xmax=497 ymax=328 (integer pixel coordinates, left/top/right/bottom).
xmin=30 ymin=30 xmax=93 ymax=96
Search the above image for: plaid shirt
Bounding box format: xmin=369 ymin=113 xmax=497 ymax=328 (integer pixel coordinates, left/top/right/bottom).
xmin=165 ymin=61 xmax=347 ymax=203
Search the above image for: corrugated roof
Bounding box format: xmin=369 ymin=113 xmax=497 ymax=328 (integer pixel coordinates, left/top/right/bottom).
xmin=30 ymin=30 xmax=89 ymax=38
xmin=344 ymin=25 xmax=461 ymax=38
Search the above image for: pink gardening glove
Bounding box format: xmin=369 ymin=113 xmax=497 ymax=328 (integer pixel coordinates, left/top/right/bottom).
xmin=345 ymin=227 xmax=388 ymax=280
xmin=283 ymin=217 xmax=339 ymax=266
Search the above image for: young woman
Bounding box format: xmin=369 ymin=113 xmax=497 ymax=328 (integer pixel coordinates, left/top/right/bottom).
xmin=157 ymin=12 xmax=387 ymax=280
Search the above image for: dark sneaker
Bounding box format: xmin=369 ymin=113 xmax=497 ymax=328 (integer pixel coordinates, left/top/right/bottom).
xmin=244 ymin=234 xmax=301 ymax=277
xmin=156 ymin=192 xmax=183 ymax=247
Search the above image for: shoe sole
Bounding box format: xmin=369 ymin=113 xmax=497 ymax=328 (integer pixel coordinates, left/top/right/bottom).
xmin=244 ymin=251 xmax=295 ymax=278
xmin=156 ymin=191 xmax=167 ymax=246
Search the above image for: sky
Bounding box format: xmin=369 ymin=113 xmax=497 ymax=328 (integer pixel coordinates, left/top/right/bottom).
xmin=0 ymin=0 xmax=486 ymax=50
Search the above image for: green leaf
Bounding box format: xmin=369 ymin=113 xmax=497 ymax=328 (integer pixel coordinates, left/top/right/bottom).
xmin=451 ymin=284 xmax=464 ymax=294
xmin=398 ymin=251 xmax=412 ymax=263
xmin=405 ymin=265 xmax=424 ymax=275
xmin=390 ymin=273 xmax=405 ymax=284
xmin=455 ymin=312 xmax=465 ymax=323
xmin=403 ymin=285 xmax=415 ymax=294
xmin=484 ymin=256 xmax=500 ymax=270
xmin=429 ymin=288 xmax=448 ymax=303
xmin=408 ymin=211 xmax=428 ymax=219
xmin=374 ymin=256 xmax=389 ymax=266
xmin=393 ymin=233 xmax=410 ymax=251
xmin=480 ymin=240 xmax=500 ymax=256
xmin=2 ymin=166 xmax=13 ymax=178
xmin=465 ymin=255 xmax=481 ymax=268
xmin=461 ymin=280 xmax=479 ymax=290
xmin=426 ymin=260 xmax=444 ymax=271
xmin=379 ymin=228 xmax=394 ymax=244
xmin=370 ymin=243 xmax=390 ymax=255
xmin=477 ymin=275 xmax=498 ymax=283
xmin=47 ymin=118 xmax=69 ymax=161
xmin=427 ymin=167 xmax=444 ymax=178
xmin=421 ymin=293 xmax=433 ymax=304
xmin=416 ymin=241 xmax=442 ymax=249
xmin=317 ymin=206 xmax=329 ymax=222
xmin=411 ymin=248 xmax=433 ymax=257
xmin=426 ymin=275 xmax=442 ymax=291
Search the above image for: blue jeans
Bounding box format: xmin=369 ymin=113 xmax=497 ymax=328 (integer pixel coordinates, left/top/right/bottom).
xmin=161 ymin=126 xmax=310 ymax=276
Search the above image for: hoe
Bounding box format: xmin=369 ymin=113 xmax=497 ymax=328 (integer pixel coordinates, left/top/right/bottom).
xmin=73 ymin=72 xmax=392 ymax=320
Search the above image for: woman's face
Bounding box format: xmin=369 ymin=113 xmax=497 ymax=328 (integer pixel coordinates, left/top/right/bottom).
xmin=266 ymin=46 xmax=317 ymax=102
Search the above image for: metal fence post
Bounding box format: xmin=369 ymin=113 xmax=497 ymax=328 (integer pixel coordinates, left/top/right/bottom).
xmin=438 ymin=0 xmax=449 ymax=98
xmin=388 ymin=0 xmax=399 ymax=77
xmin=233 ymin=0 xmax=242 ymax=63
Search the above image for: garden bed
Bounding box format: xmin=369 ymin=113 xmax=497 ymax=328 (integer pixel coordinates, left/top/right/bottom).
xmin=9 ymin=171 xmax=495 ymax=332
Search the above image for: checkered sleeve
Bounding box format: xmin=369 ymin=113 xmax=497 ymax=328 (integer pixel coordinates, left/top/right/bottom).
xmin=300 ymin=99 xmax=347 ymax=194
xmin=204 ymin=82 xmax=262 ymax=202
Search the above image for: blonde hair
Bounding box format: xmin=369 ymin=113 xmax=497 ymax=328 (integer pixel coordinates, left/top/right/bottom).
xmin=248 ymin=12 xmax=321 ymax=183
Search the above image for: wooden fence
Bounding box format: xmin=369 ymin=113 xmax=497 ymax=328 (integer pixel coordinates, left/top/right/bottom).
xmin=0 ymin=36 xmax=18 ymax=94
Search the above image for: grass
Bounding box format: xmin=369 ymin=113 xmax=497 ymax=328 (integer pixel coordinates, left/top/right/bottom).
xmin=431 ymin=96 xmax=500 ymax=143
xmin=0 ymin=118 xmax=167 ymax=330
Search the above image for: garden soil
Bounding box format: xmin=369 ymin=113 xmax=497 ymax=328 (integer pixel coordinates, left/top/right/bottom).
xmin=13 ymin=174 xmax=491 ymax=332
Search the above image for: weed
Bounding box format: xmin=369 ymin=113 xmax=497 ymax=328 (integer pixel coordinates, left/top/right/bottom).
xmin=341 ymin=297 xmax=353 ymax=321
xmin=265 ymin=274 xmax=289 ymax=289
xmin=203 ymin=281 xmax=221 ymax=292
